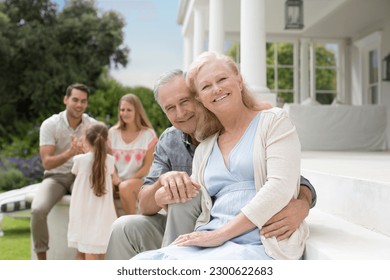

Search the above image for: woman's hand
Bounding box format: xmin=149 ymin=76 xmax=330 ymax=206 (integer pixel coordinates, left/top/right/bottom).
xmin=173 ymin=230 xmax=226 ymax=248
xmin=172 ymin=214 xmax=256 ymax=248
xmin=112 ymin=172 xmax=121 ymax=186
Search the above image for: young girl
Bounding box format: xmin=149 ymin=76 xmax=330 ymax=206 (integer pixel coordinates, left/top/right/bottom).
xmin=108 ymin=93 xmax=158 ymax=215
xmin=68 ymin=122 xmax=117 ymax=260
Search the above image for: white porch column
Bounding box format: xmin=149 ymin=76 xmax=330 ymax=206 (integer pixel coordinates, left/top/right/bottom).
xmin=209 ymin=0 xmax=224 ymax=54
xmin=193 ymin=7 xmax=206 ymax=60
xmin=301 ymin=40 xmax=320 ymax=105
xmin=300 ymin=39 xmax=310 ymax=103
xmin=338 ymin=40 xmax=348 ymax=104
xmin=240 ymin=0 xmax=275 ymax=106
xmin=183 ymin=34 xmax=193 ymax=70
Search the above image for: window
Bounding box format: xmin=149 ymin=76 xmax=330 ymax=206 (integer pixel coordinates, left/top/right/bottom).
xmin=226 ymin=39 xmax=343 ymax=106
xmin=368 ymin=49 xmax=379 ymax=104
xmin=266 ymin=42 xmax=295 ymax=106
xmin=354 ymin=31 xmax=382 ymax=105
xmin=226 ymin=40 xmax=240 ymax=64
xmin=314 ymin=42 xmax=339 ymax=104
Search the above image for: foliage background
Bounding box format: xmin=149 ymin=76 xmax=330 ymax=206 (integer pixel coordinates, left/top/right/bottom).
xmin=0 ymin=0 xmax=170 ymax=191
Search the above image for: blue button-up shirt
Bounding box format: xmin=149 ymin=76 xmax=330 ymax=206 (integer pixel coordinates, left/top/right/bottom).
xmin=143 ymin=126 xmax=196 ymax=186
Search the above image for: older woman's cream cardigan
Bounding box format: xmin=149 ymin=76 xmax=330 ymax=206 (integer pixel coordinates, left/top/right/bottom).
xmin=191 ymin=107 xmax=309 ymax=260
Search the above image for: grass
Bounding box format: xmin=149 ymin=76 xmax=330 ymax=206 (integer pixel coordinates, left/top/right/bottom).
xmin=0 ymin=214 xmax=31 ymax=260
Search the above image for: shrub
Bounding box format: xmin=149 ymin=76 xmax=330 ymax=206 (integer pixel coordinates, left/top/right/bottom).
xmin=0 ymin=119 xmax=41 ymax=158
xmin=0 ymin=169 xmax=29 ymax=192
xmin=5 ymin=155 xmax=44 ymax=183
xmin=0 ymin=155 xmax=44 ymax=191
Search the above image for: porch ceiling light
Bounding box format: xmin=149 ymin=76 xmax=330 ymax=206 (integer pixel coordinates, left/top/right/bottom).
xmin=285 ymin=0 xmax=304 ymax=30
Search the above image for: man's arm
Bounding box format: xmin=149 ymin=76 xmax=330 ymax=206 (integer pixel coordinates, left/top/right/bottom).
xmin=300 ymin=176 xmax=317 ymax=208
xmin=40 ymin=135 xmax=83 ymax=170
xmin=260 ymin=176 xmax=316 ymax=240
xmin=138 ymin=180 xmax=165 ymax=215
xmin=138 ymin=133 xmax=200 ymax=215
xmin=138 ymin=138 xmax=173 ymax=215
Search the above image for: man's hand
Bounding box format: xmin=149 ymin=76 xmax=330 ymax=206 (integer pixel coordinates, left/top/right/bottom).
xmin=40 ymin=134 xmax=85 ymax=171
xmin=154 ymin=187 xmax=173 ymax=211
xmin=69 ymin=134 xmax=84 ymax=156
xmin=158 ymin=171 xmax=201 ymax=203
xmin=260 ymin=195 xmax=310 ymax=241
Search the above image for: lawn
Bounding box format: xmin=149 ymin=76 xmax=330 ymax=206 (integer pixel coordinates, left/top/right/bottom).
xmin=0 ymin=214 xmax=31 ymax=260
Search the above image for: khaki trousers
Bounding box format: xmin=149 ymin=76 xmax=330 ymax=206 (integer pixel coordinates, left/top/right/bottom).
xmin=30 ymin=173 xmax=75 ymax=253
xmin=105 ymin=193 xmax=202 ymax=260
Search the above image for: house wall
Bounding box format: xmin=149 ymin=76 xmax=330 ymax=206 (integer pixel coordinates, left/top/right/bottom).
xmin=350 ymin=20 xmax=390 ymax=148
xmin=382 ymin=19 xmax=390 ymax=147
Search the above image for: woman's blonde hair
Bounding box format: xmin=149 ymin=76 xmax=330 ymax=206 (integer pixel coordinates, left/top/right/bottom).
xmin=186 ymin=51 xmax=260 ymax=141
xmin=115 ymin=93 xmax=153 ymax=130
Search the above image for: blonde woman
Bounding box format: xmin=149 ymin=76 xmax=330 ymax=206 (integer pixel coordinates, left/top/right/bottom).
xmin=109 ymin=94 xmax=157 ymax=215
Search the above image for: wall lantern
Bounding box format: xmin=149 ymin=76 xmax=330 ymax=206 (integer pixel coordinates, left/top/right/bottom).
xmin=285 ymin=0 xmax=304 ymax=30
xmin=383 ymin=54 xmax=390 ymax=81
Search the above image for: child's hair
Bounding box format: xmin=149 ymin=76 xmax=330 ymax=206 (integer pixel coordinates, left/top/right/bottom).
xmin=85 ymin=122 xmax=109 ymax=197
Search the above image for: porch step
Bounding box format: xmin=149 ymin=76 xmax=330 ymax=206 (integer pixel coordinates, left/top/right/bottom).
xmin=301 ymin=151 xmax=390 ymax=237
xmin=304 ymin=208 xmax=390 ymax=259
xmin=301 ymin=151 xmax=390 ymax=260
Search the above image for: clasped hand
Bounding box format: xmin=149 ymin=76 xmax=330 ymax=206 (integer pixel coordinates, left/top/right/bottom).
xmin=155 ymin=171 xmax=201 ymax=207
xmin=69 ymin=134 xmax=85 ymax=156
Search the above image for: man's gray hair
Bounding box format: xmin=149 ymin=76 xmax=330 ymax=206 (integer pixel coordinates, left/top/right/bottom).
xmin=153 ymin=69 xmax=185 ymax=106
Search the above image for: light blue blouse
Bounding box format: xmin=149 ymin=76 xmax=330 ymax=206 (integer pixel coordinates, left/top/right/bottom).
xmin=197 ymin=112 xmax=262 ymax=246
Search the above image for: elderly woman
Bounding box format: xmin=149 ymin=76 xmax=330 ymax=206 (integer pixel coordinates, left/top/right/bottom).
xmin=133 ymin=52 xmax=309 ymax=260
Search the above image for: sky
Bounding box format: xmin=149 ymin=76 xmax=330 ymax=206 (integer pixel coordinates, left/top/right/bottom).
xmin=56 ymin=0 xmax=183 ymax=89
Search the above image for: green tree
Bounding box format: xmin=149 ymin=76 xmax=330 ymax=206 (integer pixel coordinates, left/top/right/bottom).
xmin=315 ymin=45 xmax=337 ymax=104
xmin=266 ymin=43 xmax=295 ymax=103
xmin=227 ymin=41 xmax=240 ymax=63
xmin=0 ymin=0 xmax=129 ymax=145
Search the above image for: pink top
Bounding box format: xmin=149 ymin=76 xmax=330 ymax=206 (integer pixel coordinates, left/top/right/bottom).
xmin=108 ymin=127 xmax=158 ymax=180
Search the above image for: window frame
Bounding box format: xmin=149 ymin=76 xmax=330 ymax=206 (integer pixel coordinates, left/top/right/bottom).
xmin=311 ymin=39 xmax=343 ymax=104
xmin=354 ymin=31 xmax=382 ymax=105
xmin=266 ymin=37 xmax=299 ymax=106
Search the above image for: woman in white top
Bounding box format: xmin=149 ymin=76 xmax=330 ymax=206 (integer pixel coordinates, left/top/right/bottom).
xmin=108 ymin=94 xmax=158 ymax=215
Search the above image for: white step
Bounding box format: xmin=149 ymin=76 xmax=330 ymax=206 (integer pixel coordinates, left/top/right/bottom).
xmin=301 ymin=151 xmax=390 ymax=237
xmin=304 ymin=209 xmax=390 ymax=259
